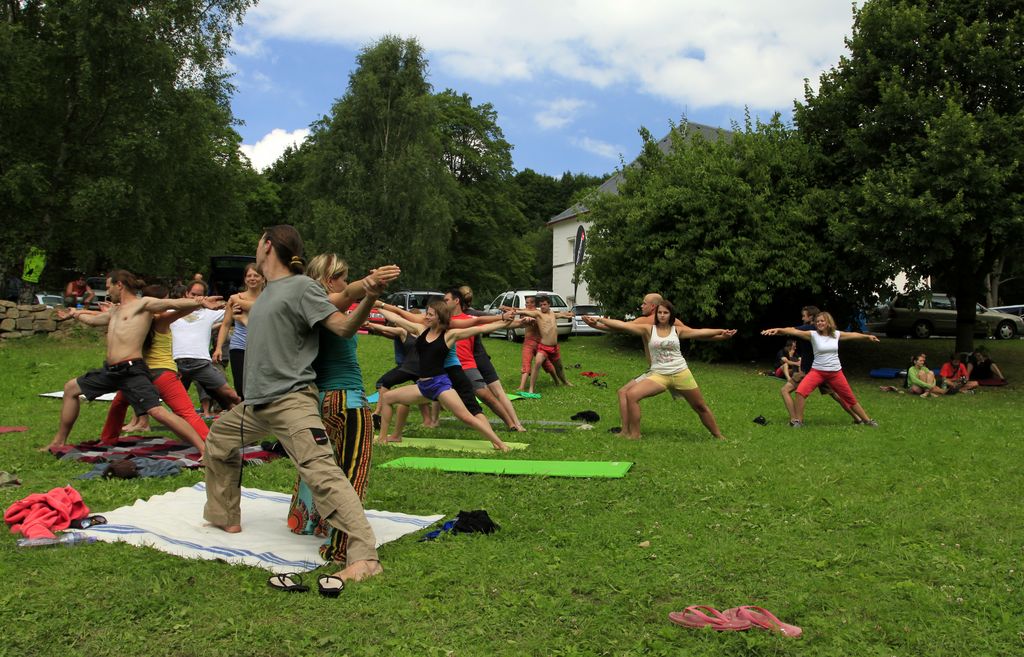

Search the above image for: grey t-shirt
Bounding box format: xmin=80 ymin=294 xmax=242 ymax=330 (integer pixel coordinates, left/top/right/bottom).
xmin=243 ymin=274 xmax=338 ymax=405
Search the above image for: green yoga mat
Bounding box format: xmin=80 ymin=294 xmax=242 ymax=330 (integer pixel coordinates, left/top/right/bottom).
xmin=379 ymin=457 xmax=633 ymax=478
xmin=387 ymin=438 xmax=529 ymax=453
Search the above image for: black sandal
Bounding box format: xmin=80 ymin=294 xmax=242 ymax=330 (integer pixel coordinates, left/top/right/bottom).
xmin=70 ymin=515 xmax=107 ymax=529
xmin=317 ymin=575 xmax=345 ymax=598
xmin=267 ymin=573 xmax=309 ymax=593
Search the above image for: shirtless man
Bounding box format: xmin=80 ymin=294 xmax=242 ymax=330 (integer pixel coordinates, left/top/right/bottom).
xmin=517 ymin=296 xmax=557 ymax=391
xmin=43 ymin=271 xmax=221 ymax=453
xmin=508 ymin=296 xmax=574 ymax=392
xmin=203 ymin=225 xmax=388 ymax=584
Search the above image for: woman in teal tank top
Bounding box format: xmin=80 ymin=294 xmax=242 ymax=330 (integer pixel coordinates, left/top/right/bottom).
xmin=286 ymin=254 xmax=398 ymax=564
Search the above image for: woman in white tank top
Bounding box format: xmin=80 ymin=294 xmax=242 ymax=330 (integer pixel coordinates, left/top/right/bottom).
xmin=583 ymin=301 xmax=735 ymax=440
xmin=762 ymin=311 xmax=880 ymax=427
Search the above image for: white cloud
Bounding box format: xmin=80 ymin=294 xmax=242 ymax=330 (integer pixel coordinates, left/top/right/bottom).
xmin=243 ymin=0 xmax=858 ymax=110
xmin=239 ymin=128 xmax=310 ymax=171
xmin=535 ymin=98 xmax=588 ymax=130
xmin=572 ymin=136 xmax=621 ymax=160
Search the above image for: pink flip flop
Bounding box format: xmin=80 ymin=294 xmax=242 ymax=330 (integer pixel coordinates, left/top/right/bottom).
xmin=725 ymin=606 xmax=802 ymax=637
xmin=668 ymin=605 xmax=752 ymax=631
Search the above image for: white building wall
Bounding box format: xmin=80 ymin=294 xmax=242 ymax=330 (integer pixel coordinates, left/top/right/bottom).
xmin=550 ymin=218 xmax=593 ymax=306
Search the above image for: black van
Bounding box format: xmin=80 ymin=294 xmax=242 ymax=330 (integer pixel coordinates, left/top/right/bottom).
xmin=208 ymin=255 xmax=256 ymax=298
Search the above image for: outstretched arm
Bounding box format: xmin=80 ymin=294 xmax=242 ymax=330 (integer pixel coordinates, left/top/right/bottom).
xmin=678 ymin=327 xmax=736 ymax=341
xmin=583 ymin=316 xmax=647 ymax=336
xmin=328 ymin=264 xmax=402 ymax=310
xmin=761 ymin=327 xmax=812 ymax=340
xmin=378 ymin=307 xmax=425 ymax=336
xmin=504 ymin=306 xmax=541 ymax=319
xmin=56 ymin=307 xmax=110 ymax=326
xmin=364 ymin=323 xmax=407 ymax=340
xmin=838 ymin=331 xmax=880 ymax=343
xmin=376 ymin=301 xmax=427 ymax=326
xmin=321 ymin=278 xmax=388 ymax=338
xmin=140 ymin=296 xmax=224 ymax=314
xmin=446 ymin=316 xmax=515 ymax=344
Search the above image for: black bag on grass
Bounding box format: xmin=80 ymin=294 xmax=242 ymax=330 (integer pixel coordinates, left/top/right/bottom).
xmin=453 ymin=510 xmax=500 ymax=535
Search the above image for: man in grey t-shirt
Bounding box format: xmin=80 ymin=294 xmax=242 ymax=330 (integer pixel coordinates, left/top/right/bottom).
xmin=203 ymin=225 xmax=396 ymax=585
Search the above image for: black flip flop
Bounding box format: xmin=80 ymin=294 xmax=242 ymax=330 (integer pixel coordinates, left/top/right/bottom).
xmin=267 ymin=573 xmax=309 ymax=593
xmin=317 ymin=575 xmax=345 ymax=598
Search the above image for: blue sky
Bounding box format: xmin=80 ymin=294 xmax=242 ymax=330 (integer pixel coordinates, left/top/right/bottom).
xmin=230 ymin=1 xmax=859 ymax=177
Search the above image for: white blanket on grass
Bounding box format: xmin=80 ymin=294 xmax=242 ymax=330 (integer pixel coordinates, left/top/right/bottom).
xmin=79 ymin=483 xmax=443 ymax=573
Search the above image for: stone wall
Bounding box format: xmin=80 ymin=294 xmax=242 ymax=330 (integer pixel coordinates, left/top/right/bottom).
xmin=0 ymin=300 xmax=81 ymax=340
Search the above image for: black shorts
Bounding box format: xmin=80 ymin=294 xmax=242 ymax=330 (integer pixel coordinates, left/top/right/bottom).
xmin=376 ymin=367 xmax=418 ymax=390
xmin=77 ymin=360 xmax=161 ymax=415
xmin=446 ymin=365 xmax=483 ymax=416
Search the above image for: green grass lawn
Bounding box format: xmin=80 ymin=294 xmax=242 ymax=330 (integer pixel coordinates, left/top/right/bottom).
xmin=1 ymin=331 xmax=1021 ymax=657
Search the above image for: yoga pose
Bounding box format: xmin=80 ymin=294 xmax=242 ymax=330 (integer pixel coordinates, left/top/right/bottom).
xmin=507 ymin=296 xmax=574 ymax=392
xmin=516 ymin=296 xmax=557 ymax=390
xmin=778 ymin=306 xmax=860 ymax=424
xmin=762 ymin=311 xmax=880 ymax=427
xmin=364 ymin=321 xmax=438 ymax=430
xmin=99 ymin=284 xmax=210 ymax=444
xmin=44 ymin=272 xmax=220 ymax=453
xmin=203 ymin=225 xmax=391 ymax=584
xmin=375 ymin=302 xmax=513 ymax=452
xmin=286 ymin=253 xmax=399 ymax=564
xmin=583 ymin=301 xmax=734 ymax=440
xmin=170 ymin=280 xmax=240 ymax=415
xmin=212 ymin=262 xmax=264 ymax=401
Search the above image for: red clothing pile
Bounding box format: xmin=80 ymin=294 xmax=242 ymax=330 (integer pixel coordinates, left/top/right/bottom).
xmin=4 ymin=486 xmax=89 ymax=539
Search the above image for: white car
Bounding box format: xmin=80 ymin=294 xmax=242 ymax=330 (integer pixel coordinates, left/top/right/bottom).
xmin=483 ymin=290 xmax=572 ymax=341
xmin=570 ymin=304 xmax=606 ymax=336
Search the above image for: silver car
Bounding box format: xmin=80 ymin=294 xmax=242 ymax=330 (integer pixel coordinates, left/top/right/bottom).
xmin=570 ymin=305 xmax=605 ymax=336
xmin=867 ymin=293 xmax=1023 ymax=339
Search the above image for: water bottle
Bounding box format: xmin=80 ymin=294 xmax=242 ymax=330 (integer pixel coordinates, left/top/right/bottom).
xmin=16 ymin=532 xmax=97 ymax=548
xmin=76 ymin=303 xmax=83 ymax=310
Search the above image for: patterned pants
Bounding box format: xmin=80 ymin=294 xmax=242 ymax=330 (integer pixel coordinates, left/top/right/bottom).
xmin=286 ymin=389 xmax=373 ymax=563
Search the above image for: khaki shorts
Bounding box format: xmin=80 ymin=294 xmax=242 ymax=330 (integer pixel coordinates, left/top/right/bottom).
xmin=647 ymin=368 xmax=698 ymax=399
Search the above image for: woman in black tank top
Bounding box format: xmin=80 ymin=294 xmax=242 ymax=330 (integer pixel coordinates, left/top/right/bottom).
xmin=374 ymin=301 xmax=515 ymax=451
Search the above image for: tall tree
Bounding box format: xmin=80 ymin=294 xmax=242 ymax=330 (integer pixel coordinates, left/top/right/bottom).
xmin=0 ymin=0 xmax=255 ymax=298
xmin=298 ymin=36 xmax=455 ymax=284
xmin=795 ymin=0 xmax=1024 ymax=351
xmin=435 ymin=89 xmax=532 ymax=299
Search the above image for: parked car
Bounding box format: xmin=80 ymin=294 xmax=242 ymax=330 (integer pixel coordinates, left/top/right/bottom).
xmin=570 ymin=304 xmax=605 ymax=336
xmin=866 ymin=293 xmax=1023 ymax=339
xmin=482 ymin=290 xmax=572 ymax=341
xmin=35 ymin=293 xmax=65 ymax=308
xmin=385 ymin=289 xmax=445 ymax=312
xmin=347 ymin=302 xmax=386 ymax=326
xmin=990 ymin=304 xmax=1024 ymax=320
xmin=85 ymin=276 xmax=108 ymax=307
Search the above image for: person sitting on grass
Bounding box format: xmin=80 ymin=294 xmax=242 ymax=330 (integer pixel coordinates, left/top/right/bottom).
xmin=939 ymin=352 xmax=978 ymax=393
xmin=907 ymin=353 xmax=949 ymax=397
xmin=761 ymin=311 xmax=880 ymax=428
xmin=774 ymin=339 xmax=802 ymax=383
xmin=582 ymin=300 xmax=735 ymax=440
xmin=968 ymin=347 xmax=1007 ymax=386
xmin=374 ymin=302 xmax=514 ymax=452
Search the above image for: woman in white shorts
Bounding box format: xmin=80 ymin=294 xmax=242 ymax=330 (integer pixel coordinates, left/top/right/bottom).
xmin=583 ymin=301 xmax=735 ymax=440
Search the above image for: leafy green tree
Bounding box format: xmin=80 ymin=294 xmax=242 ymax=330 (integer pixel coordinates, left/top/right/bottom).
xmin=0 ymin=0 xmax=255 ymax=298
xmin=795 ymin=0 xmax=1024 ymax=350
xmin=583 ymin=117 xmax=876 ymax=341
xmin=435 ymin=90 xmax=532 ymax=299
xmin=296 ymin=36 xmax=455 ymax=284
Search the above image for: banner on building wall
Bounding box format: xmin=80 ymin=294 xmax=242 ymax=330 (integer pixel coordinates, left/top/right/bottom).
xmin=573 ymin=225 xmax=586 ymax=266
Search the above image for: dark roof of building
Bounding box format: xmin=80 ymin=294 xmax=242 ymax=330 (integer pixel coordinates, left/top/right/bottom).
xmin=548 ymin=120 xmax=731 ymax=225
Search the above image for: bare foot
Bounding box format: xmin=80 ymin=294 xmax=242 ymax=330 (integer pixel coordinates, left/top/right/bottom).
xmin=564 ymin=381 xmax=574 ymax=387
xmin=207 ymin=522 xmax=242 ymax=533
xmin=38 ymin=442 xmax=62 ymax=453
xmin=512 ymin=424 xmax=527 ymax=432
xmin=334 ymin=559 xmax=383 ymax=582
